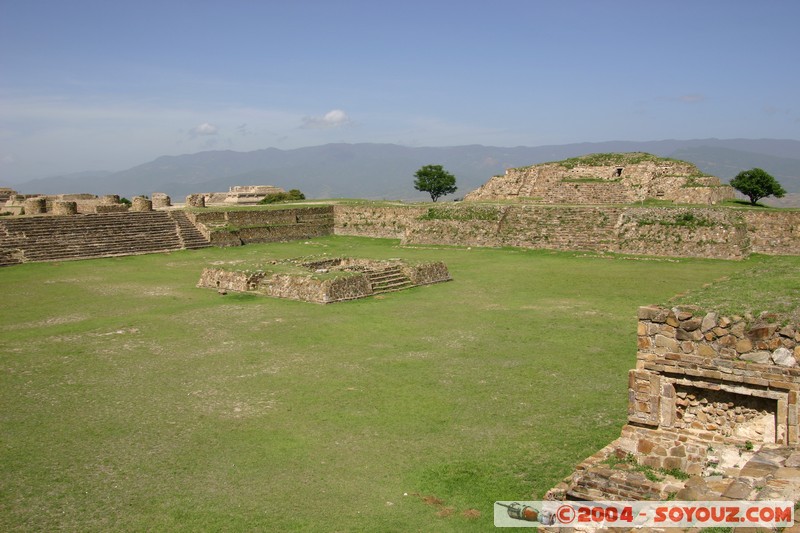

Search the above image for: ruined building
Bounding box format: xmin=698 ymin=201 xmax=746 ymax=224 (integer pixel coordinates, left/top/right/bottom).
xmin=465 ymin=152 xmax=735 ymax=205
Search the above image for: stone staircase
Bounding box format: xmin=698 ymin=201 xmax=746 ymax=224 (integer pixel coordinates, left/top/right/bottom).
xmin=0 ymin=211 xmax=210 ymax=266
xmin=168 ymin=210 xmax=212 ymax=250
xmin=363 ymin=265 xmax=413 ymax=294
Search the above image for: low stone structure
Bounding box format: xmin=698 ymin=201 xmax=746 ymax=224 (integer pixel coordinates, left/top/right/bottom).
xmin=465 ymin=152 xmax=735 ymax=205
xmin=189 ymin=206 xmax=334 ymax=246
xmin=23 ymin=197 xmax=47 ymax=215
xmin=185 ymin=194 xmax=206 ymax=208
xmin=131 ymin=197 xmax=153 ymax=212
xmin=546 ymin=306 xmax=800 ymax=507
xmin=197 ymin=257 xmax=451 ymax=303
xmin=196 ymin=185 xmax=286 ymax=206
xmin=52 ymin=201 xmax=77 ymax=216
xmin=151 ymin=192 xmax=171 ymax=208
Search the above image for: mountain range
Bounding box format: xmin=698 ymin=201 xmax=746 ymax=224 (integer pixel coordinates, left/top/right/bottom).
xmin=8 ymin=139 xmax=800 ymax=205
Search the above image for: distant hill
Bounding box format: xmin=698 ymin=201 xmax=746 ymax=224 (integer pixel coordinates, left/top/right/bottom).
xmin=9 ymin=139 xmax=800 ymax=204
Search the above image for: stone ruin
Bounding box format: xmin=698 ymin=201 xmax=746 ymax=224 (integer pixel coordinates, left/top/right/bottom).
xmin=546 ymin=305 xmax=800 ymax=506
xmin=0 ymin=191 xmax=180 ymax=216
xmin=197 ymin=256 xmax=451 ymax=303
xmin=190 ymin=185 xmax=286 ymax=207
xmin=465 ymin=152 xmax=735 ymax=205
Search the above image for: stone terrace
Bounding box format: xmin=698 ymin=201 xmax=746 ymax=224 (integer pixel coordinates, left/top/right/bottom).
xmin=0 ymin=211 xmax=210 ymax=266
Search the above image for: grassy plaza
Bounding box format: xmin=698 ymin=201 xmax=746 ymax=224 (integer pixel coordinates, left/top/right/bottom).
xmin=2 ymin=235 xmax=790 ymax=531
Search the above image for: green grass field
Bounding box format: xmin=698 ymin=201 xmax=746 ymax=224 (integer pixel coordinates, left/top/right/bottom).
xmin=0 ymin=236 xmax=785 ymax=531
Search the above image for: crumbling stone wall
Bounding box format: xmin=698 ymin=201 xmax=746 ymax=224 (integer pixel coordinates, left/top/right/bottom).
xmin=402 ymin=261 xmax=451 ymax=285
xmin=186 ymin=194 xmax=206 ymax=208
xmin=614 ymin=208 xmax=751 ymax=260
xmin=260 ymin=273 xmax=373 ymax=303
xmin=742 ymin=210 xmax=800 ymax=255
xmin=192 ymin=206 xmax=334 ymax=246
xmin=333 ymin=205 xmax=426 ymax=239
xmin=197 ymin=268 xmax=267 ymax=292
xmin=333 ymin=204 xmax=800 ymax=260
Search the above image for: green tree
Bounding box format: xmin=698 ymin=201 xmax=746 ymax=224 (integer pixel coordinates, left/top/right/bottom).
xmin=413 ymin=164 xmax=457 ymax=202
xmin=730 ymin=168 xmax=786 ymax=205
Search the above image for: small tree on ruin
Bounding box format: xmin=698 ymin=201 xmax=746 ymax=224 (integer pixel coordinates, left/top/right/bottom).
xmin=730 ymin=168 xmax=786 ymax=206
xmin=413 ymin=164 xmax=457 ymax=202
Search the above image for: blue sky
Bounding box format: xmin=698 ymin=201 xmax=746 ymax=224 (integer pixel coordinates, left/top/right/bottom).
xmin=1 ymin=0 xmax=798 ymax=180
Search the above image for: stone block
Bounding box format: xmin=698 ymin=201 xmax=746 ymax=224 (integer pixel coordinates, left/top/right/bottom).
xmin=669 ymin=445 xmax=686 ymax=457
xmin=697 ymin=344 xmax=718 ymax=358
xmin=637 ymin=439 xmax=655 ymax=454
xmin=747 ymin=325 xmax=776 ymax=340
xmin=680 ymin=317 xmax=703 ymax=331
xmin=663 ymin=456 xmax=685 ymax=470
xmin=655 ymin=334 xmax=678 ymax=352
xmin=740 ymin=351 xmax=771 ymax=364
xmin=701 ymin=312 xmax=718 ymax=332
xmin=638 ymin=306 xmax=667 ymax=322
xmin=772 ymin=347 xmax=797 ymax=367
xmin=735 ymin=338 xmax=754 ymax=353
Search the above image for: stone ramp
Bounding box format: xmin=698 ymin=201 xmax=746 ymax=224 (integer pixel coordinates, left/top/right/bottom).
xmin=0 ymin=211 xmax=210 ymax=265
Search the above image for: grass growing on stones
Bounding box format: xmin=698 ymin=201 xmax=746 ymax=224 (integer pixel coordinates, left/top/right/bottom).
xmin=0 ymin=237 xmax=760 ymax=531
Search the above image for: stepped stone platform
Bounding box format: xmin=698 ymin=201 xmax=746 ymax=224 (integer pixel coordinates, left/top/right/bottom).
xmin=465 ymin=152 xmax=735 ymax=205
xmin=197 ymin=256 xmax=451 ymax=303
xmin=0 ymin=211 xmax=211 ymax=266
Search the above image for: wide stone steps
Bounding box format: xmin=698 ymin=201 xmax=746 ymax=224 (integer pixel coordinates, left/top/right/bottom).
xmin=168 ymin=211 xmax=211 ymax=249
xmin=364 ymin=266 xmax=413 ymax=294
xmin=0 ymin=211 xmax=211 ymax=265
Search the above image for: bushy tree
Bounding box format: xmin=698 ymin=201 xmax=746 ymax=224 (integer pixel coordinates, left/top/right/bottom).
xmin=259 ymin=189 xmax=305 ymax=204
xmin=414 ymin=164 xmax=457 ymax=202
xmin=730 ymin=168 xmax=786 ymax=205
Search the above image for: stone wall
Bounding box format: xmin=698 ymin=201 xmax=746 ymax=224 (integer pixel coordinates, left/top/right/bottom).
xmin=262 ymin=274 xmax=329 ymax=303
xmin=547 ymin=305 xmax=800 ymax=506
xmin=634 ymin=305 xmax=800 ymax=445
xmin=332 ymin=204 xmax=800 ymax=260
xmin=197 ymin=268 xmax=267 ymax=292
xmin=402 ymin=261 xmax=451 ymax=285
xmin=52 ymin=201 xmax=77 ymax=216
xmin=333 ymin=205 xmax=426 ymax=239
xmin=614 ymin=208 xmax=751 ymax=260
xmin=192 ymin=206 xmax=334 ymax=246
xmin=742 ymin=210 xmax=800 ymax=255
xmin=260 ymin=273 xmax=374 ymax=303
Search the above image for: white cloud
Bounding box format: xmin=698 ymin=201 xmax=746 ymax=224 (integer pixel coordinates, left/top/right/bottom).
xmin=301 ymin=109 xmax=352 ymax=129
xmin=189 ymin=122 xmax=218 ymax=136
